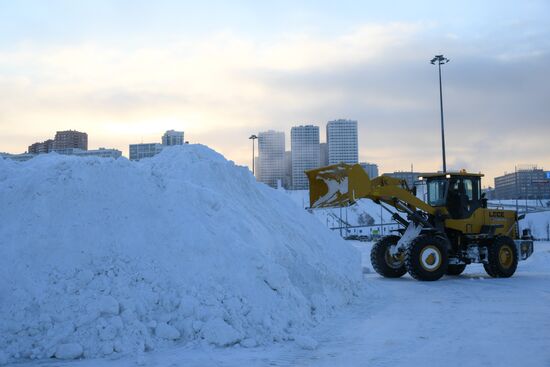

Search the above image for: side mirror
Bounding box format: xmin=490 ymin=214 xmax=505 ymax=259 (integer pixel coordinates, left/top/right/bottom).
xmin=518 ymin=214 xmax=526 ymax=221
xmin=481 ymin=192 xmax=486 ymax=199
xmin=412 ymin=186 xmax=417 ymax=196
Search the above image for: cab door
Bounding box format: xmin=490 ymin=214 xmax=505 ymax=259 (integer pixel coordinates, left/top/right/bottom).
xmin=444 ymin=176 xmax=485 ymax=234
xmin=447 ymin=176 xmax=482 ymax=219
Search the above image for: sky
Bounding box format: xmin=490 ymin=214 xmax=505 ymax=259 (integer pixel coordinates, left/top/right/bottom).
xmin=0 ymin=0 xmax=549 ymax=184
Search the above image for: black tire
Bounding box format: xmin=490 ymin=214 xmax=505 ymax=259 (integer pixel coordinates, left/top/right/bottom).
xmin=446 ymin=264 xmax=466 ymax=276
xmin=405 ymin=235 xmax=449 ymax=281
xmin=483 ymin=236 xmax=518 ymax=278
xmin=370 ymin=235 xmax=407 ymax=278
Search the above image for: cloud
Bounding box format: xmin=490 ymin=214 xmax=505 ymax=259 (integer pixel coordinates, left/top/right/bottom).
xmin=0 ymin=20 xmax=549 ymax=184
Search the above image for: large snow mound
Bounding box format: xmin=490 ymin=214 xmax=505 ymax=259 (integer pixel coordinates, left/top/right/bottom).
xmin=0 ymin=145 xmax=362 ymax=363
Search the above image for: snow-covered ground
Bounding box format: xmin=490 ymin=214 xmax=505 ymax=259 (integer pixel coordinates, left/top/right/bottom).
xmin=3 ymin=149 xmax=549 ymax=367
xmin=17 ymin=242 xmax=550 ymax=367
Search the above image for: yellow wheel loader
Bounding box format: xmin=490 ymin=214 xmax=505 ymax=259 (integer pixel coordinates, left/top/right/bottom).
xmin=306 ymin=164 xmax=534 ymax=281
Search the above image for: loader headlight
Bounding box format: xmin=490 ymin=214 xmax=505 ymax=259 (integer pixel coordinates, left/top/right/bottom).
xmin=445 ymin=174 xmax=451 ymax=179
xmin=418 ymin=176 xmax=423 ymax=181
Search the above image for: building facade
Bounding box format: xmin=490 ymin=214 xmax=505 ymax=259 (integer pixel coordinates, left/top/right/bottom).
xmin=384 ymin=171 xmax=426 ymax=189
xmin=54 ymin=148 xmax=122 ymax=159
xmin=291 ymin=125 xmax=320 ymax=190
xmin=162 ymin=130 xmax=184 ymax=146
xmin=28 ymin=139 xmax=54 ymax=154
xmin=284 ymin=151 xmax=292 ymax=189
xmin=129 ymin=143 xmax=164 ymax=161
xmin=257 ymin=130 xmax=285 ymax=188
xmin=494 ymin=166 xmax=550 ymax=199
xmin=483 ymin=187 xmax=496 ymax=200
xmin=3 ymin=147 xmax=121 ymax=161
xmin=255 ymin=155 xmax=262 ymax=182
xmin=360 ymin=162 xmax=379 ymax=179
xmin=53 ymin=130 xmax=88 ymax=151
xmin=326 ymin=119 xmax=358 ymax=165
xmin=320 ymin=143 xmax=328 ymax=167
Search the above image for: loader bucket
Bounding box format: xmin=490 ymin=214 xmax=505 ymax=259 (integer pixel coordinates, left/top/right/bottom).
xmin=306 ymin=163 xmax=373 ymax=208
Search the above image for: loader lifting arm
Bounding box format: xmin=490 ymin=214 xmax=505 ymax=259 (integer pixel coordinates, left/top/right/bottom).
xmin=305 ymin=163 xmax=447 ymax=226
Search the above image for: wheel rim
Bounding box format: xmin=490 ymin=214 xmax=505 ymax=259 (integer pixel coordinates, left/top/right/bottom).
xmin=499 ymin=245 xmax=514 ymax=269
xmin=385 ymin=247 xmax=404 ymax=269
xmin=419 ymin=245 xmax=442 ymax=271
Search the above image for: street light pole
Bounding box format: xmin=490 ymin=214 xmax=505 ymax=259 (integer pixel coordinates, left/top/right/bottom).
xmin=431 ymin=54 xmax=450 ymax=172
xmin=249 ymin=134 xmax=258 ymax=176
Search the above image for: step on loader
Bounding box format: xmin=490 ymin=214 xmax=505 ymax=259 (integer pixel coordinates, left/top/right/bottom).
xmin=306 ymin=164 xmax=534 ymax=281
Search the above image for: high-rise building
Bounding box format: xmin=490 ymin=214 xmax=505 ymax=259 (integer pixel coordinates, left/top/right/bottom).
xmin=257 ymin=130 xmax=285 ymax=188
xmin=360 ymin=162 xmax=379 ymax=179
xmin=28 ymin=139 xmax=54 ymax=154
xmin=162 ymin=130 xmax=184 ymax=146
xmin=326 ymin=119 xmax=358 ymax=165
xmin=129 ymin=143 xmax=164 ymax=161
xmin=254 ymin=157 xmax=260 ymax=179
xmin=53 ymin=130 xmax=88 ymax=151
xmin=320 ymin=143 xmax=328 ymax=166
xmin=291 ymin=125 xmax=320 ymax=190
xmin=494 ymin=166 xmax=550 ymax=199
xmin=284 ymin=151 xmax=292 ymax=189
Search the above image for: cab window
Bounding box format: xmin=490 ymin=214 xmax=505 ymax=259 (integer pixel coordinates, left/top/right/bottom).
xmin=427 ymin=179 xmax=447 ymax=207
xmin=447 ymin=177 xmax=482 ymax=219
xmin=462 ymin=178 xmax=480 ymax=201
xmin=463 ymin=178 xmax=473 ymax=200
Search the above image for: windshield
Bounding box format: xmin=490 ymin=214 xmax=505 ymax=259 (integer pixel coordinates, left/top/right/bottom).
xmin=427 ymin=179 xmax=447 ymax=206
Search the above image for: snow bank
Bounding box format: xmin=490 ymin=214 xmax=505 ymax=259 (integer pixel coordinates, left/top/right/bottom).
xmin=0 ymin=146 xmax=362 ymax=364
xmin=522 ymin=211 xmax=550 ymax=239
xmin=522 ymin=242 xmax=550 ymax=272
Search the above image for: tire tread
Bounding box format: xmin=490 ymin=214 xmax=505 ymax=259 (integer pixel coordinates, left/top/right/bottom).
xmin=405 ymin=234 xmax=449 ymax=281
xmin=483 ymin=236 xmax=518 ymax=278
xmin=370 ymin=235 xmax=407 ymax=278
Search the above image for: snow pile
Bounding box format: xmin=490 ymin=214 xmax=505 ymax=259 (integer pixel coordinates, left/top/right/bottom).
xmin=0 ymin=146 xmax=362 ymax=364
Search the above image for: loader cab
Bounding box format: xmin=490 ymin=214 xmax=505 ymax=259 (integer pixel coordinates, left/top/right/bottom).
xmin=423 ymin=172 xmax=483 ymax=219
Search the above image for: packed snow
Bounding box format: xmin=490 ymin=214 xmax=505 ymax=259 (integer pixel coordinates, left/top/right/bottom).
xmin=2 ymin=147 xmax=549 ymax=367
xmin=14 ymin=242 xmax=550 ymax=367
xmin=0 ymin=145 xmax=362 ymax=364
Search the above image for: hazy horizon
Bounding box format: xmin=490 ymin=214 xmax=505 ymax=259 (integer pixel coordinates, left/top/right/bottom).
xmin=1 ymin=0 xmax=549 ymax=184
